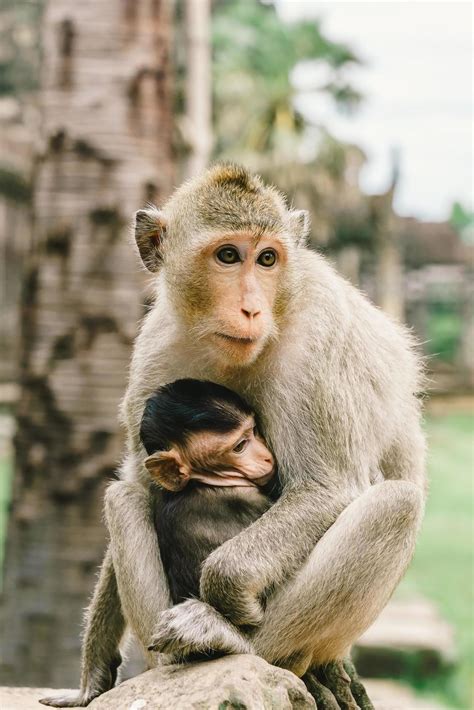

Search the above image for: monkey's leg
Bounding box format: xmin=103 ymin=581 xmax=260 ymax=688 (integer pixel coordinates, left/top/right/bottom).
xmin=104 ymin=480 xmax=172 ymax=667
xmin=40 ymin=548 xmax=125 ymax=707
xmin=252 ymin=480 xmax=423 ymax=705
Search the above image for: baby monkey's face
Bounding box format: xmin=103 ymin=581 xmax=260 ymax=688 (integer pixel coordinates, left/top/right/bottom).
xmin=145 ymin=415 xmax=275 ymax=492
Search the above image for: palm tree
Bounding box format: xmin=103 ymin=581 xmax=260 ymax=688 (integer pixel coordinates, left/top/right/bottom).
xmin=212 ymin=0 xmax=362 ymax=161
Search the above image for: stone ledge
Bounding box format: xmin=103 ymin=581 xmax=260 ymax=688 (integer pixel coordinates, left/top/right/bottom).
xmin=0 ymin=655 xmax=448 ymax=710
xmin=0 ymin=655 xmax=315 ymax=710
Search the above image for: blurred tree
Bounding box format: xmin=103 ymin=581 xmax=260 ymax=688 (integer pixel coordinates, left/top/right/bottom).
xmin=450 ymin=201 xmax=474 ymax=233
xmin=0 ymin=0 xmax=42 ymax=381
xmin=0 ymin=0 xmax=43 ymax=96
xmin=0 ymin=0 xmax=174 ymax=687
xmin=212 ymin=0 xmax=362 ymax=161
xmin=183 ymin=0 xmax=212 ymax=176
xmin=450 ymin=201 xmax=474 ymax=247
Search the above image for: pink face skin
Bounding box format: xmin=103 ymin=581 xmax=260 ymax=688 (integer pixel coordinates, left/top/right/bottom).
xmin=144 ymin=415 xmax=275 ymax=492
xmin=190 ymin=232 xmax=288 ymax=367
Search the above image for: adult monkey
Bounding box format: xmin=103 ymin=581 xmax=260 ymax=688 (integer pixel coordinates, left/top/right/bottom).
xmin=41 ymin=164 xmax=426 ymax=709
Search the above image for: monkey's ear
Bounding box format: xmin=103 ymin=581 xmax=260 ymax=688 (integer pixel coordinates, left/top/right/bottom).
xmin=134 ymin=207 xmax=167 ymax=272
xmin=144 ymin=450 xmax=190 ymax=492
xmin=288 ymin=210 xmax=310 ymax=247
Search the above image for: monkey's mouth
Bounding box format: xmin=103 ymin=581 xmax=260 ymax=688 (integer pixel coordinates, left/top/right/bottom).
xmin=215 ymin=332 xmax=259 ymax=345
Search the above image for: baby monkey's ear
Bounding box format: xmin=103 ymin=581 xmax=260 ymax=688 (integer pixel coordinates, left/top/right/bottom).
xmin=144 ymin=449 xmax=190 ymax=492
xmin=134 ymin=206 xmax=167 ymax=272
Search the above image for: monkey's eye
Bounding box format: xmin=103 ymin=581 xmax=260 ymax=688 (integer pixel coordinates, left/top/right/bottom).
xmin=257 ymin=249 xmax=277 ymax=267
xmin=216 ymin=246 xmax=240 ymax=265
xmin=233 ymin=438 xmax=248 ymax=453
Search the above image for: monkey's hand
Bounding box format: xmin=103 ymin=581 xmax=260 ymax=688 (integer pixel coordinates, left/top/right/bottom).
xmin=148 ymin=599 xmax=254 ymax=661
xmin=200 ymin=544 xmax=265 ymax=627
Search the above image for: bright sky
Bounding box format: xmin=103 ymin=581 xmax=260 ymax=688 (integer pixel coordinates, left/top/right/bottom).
xmin=277 ymin=1 xmax=473 ymax=221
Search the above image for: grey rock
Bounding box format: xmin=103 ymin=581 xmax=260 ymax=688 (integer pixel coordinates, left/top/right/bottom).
xmin=88 ymin=655 xmax=316 ymax=710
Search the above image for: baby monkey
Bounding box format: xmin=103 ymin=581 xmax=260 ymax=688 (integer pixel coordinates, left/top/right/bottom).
xmin=140 ymin=378 xmax=279 ymax=658
xmin=141 ymin=378 xmax=278 ymax=603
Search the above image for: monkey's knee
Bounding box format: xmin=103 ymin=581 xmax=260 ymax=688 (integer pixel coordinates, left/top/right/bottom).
xmin=380 ymin=480 xmax=424 ymax=533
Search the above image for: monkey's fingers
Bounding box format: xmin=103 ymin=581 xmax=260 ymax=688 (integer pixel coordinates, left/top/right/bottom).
xmin=39 ymin=690 xmax=93 ymax=708
xmin=343 ymin=659 xmax=375 ymax=710
xmin=303 ymin=671 xmax=339 ymax=710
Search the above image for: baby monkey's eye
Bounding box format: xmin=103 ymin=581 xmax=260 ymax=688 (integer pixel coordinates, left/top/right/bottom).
xmin=216 ymin=246 xmax=240 ymax=264
xmin=257 ymin=249 xmax=277 ymax=267
xmin=233 ymin=438 xmax=248 ymax=453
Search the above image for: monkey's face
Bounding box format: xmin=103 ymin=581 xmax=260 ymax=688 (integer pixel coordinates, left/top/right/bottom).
xmin=134 ymin=165 xmax=310 ymax=368
xmin=179 ymin=232 xmax=289 ymax=367
xmin=145 ymin=415 xmax=275 ymax=491
xmin=187 ymin=415 xmax=275 ymax=487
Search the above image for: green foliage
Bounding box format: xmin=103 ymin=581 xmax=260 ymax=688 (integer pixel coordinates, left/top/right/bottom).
xmin=212 ymin=0 xmax=361 ymax=158
xmin=450 ymin=201 xmax=474 ymax=247
xmin=426 ymin=302 xmax=462 ymax=363
xmin=450 ymin=202 xmax=474 ymax=232
xmin=0 ymin=0 xmax=43 ymax=96
xmin=332 ymin=211 xmax=374 ymax=249
xmin=0 ymin=450 xmax=12 ymax=583
xmin=399 ymin=413 xmax=474 ymax=709
xmin=0 ymin=163 xmax=31 ymax=202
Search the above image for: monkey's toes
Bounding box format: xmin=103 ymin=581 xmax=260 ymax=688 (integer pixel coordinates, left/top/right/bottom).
xmin=343 ymin=659 xmax=375 ymax=710
xmin=303 ymin=671 xmax=339 ymax=710
xmin=39 ymin=691 xmax=92 ymax=708
xmin=311 ymin=660 xmax=361 ymax=710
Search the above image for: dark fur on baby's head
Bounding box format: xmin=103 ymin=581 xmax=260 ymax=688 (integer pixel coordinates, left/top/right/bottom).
xmin=140 ymin=378 xmax=254 ymax=455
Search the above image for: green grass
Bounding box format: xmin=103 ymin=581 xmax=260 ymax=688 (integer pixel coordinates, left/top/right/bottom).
xmin=398 ymin=413 xmax=474 ymax=709
xmin=0 ymin=453 xmax=12 ymax=578
xmin=427 ymin=306 xmax=462 ymax=362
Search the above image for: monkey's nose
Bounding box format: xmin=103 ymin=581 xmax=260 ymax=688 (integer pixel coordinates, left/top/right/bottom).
xmin=241 ymin=307 xmax=261 ymax=320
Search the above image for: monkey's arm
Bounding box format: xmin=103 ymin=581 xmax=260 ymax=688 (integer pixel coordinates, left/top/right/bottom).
xmin=200 ymin=481 xmax=354 ymax=626
xmin=40 ymin=548 xmax=125 ymax=708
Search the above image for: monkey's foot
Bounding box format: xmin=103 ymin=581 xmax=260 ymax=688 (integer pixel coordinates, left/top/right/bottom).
xmin=304 ymin=659 xmax=373 ymax=710
xmin=39 ymin=690 xmax=95 ymax=708
xmin=148 ymin=599 xmax=254 ymax=661
xmin=343 ymin=659 xmax=374 ymax=710
xmin=303 ymin=671 xmax=340 ymax=710
xmin=39 ymin=653 xmax=121 ymax=708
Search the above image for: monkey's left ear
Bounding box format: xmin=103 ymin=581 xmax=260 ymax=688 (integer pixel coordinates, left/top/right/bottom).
xmin=287 ymin=210 xmax=310 ymax=247
xmin=134 ymin=207 xmax=167 ymax=272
